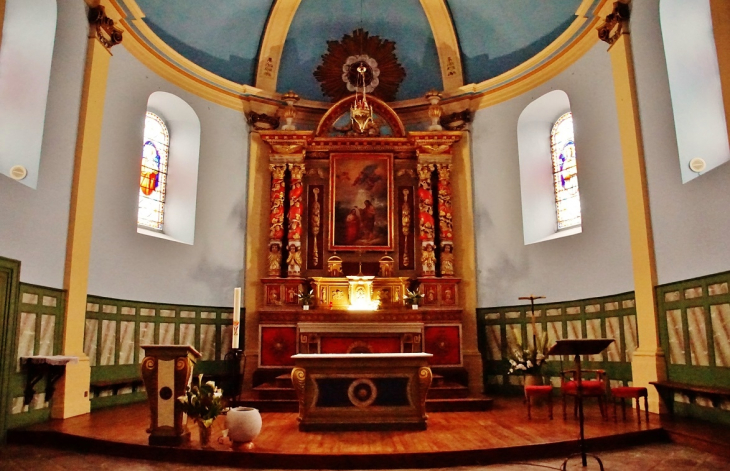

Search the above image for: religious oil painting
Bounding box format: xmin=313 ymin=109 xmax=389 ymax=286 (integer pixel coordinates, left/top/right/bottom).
xmin=329 ymin=153 xmax=393 ymax=251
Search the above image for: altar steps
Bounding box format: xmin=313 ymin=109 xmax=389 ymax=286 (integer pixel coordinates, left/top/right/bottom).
xmin=241 ymin=373 xmax=491 ymax=412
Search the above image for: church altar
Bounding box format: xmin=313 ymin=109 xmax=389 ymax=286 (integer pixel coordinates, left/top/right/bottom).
xmin=243 ymin=93 xmax=482 ymax=403
xmin=291 ymin=353 xmax=433 ymax=431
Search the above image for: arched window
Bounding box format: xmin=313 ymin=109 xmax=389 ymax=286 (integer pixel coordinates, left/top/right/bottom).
xmin=517 ymin=90 xmax=581 ymax=245
xmin=138 ymin=112 xmax=170 ymax=230
xmin=550 ymin=112 xmax=581 ymax=229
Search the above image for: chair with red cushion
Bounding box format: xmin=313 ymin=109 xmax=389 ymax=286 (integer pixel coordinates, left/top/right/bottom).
xmin=611 ymin=386 xmax=649 ymax=424
xmin=525 ymin=385 xmax=553 ymax=419
xmin=560 ymin=369 xmax=608 ymax=420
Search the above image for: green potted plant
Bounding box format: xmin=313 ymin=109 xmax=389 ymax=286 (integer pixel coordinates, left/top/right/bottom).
xmin=177 ymin=375 xmax=224 ymax=446
xmin=405 ymin=289 xmax=424 ymax=309
xmin=298 ymin=289 xmax=315 ymax=310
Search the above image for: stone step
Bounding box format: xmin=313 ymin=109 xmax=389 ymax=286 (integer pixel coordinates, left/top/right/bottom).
xmin=427 ymin=383 xmax=469 ymax=400
xmin=253 ymin=383 xmax=297 ymax=401
xmin=232 ymin=396 xmax=493 ymax=413
xmin=274 ymin=374 xmax=292 ymax=389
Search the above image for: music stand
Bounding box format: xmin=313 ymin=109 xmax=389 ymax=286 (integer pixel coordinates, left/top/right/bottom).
xmin=548 ymin=339 xmax=614 ymax=470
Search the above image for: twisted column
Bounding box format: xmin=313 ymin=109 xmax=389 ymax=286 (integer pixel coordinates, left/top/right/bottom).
xmin=287 ymin=162 xmax=305 ymax=277
xmin=417 ymin=163 xmax=436 ymax=276
xmin=437 ymin=163 xmax=454 ymax=276
xmin=267 ymin=163 xmax=286 ymax=277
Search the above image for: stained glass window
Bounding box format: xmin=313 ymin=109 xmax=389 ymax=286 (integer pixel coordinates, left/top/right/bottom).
xmin=551 ymin=112 xmax=581 ymax=229
xmin=137 ymin=112 xmax=169 ymax=230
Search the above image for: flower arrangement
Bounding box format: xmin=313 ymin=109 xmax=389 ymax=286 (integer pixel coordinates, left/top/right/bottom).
xmin=297 ymin=289 xmax=315 ymax=306
xmin=507 ymin=332 xmax=550 ymax=375
xmin=405 ymin=288 xmax=424 ymax=306
xmin=177 ymin=375 xmax=224 ymax=428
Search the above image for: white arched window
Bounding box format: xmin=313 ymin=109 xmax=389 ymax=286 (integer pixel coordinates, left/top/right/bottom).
xmin=518 ymin=90 xmax=582 ymax=244
xmin=136 ymin=92 xmax=201 ymax=245
xmin=550 ymin=112 xmax=581 ymax=229
xmin=138 ymin=112 xmax=170 ymax=230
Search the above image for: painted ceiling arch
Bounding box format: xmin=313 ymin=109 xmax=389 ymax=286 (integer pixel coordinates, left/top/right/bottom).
xmin=119 ymin=0 xmax=603 ymax=106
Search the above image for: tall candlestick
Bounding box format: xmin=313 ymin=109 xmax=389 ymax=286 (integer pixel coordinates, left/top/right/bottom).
xmin=232 ymin=287 xmax=241 ymax=349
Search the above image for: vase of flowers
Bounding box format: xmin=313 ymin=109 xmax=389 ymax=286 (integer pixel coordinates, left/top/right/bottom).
xmin=177 ymin=375 xmax=224 ymax=447
xmin=405 ymin=289 xmax=424 ymax=309
xmin=298 ymin=289 xmax=314 ymax=310
xmin=507 ymin=332 xmax=550 ymax=385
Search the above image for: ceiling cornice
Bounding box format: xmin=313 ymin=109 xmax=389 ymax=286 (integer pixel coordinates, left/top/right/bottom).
xmin=100 ymin=0 xmax=610 ymax=117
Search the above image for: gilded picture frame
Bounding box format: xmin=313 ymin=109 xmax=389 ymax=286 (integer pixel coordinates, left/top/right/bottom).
xmin=329 ymin=153 xmax=393 ymax=251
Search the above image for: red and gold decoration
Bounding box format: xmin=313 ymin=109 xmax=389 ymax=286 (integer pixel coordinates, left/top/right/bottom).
xmin=268 ymin=163 xmax=287 ymax=277
xmin=260 ymin=326 xmax=297 ymax=367
xmin=287 ymin=162 xmax=305 ymax=277
xmin=424 ymin=325 xmax=462 ymax=366
xmin=417 ymin=163 xmax=436 ymax=276
xmin=255 ymin=100 xmax=467 ymax=394
xmin=437 ymin=163 xmax=454 ymax=276
xmin=313 ymin=29 xmax=406 ymax=103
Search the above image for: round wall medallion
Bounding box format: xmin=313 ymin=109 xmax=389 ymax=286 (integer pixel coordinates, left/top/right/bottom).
xmin=347 ymin=378 xmax=377 ymax=408
xmin=689 ymin=158 xmax=706 ymax=173
xmin=159 ymin=386 xmax=173 ymax=400
xmin=9 ymin=165 xmax=27 ymax=181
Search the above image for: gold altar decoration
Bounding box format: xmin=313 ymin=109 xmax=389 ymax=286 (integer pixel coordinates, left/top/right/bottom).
xmin=310 ymin=277 xmax=409 ymax=310
xmin=311 ymin=188 xmax=321 ymax=266
xmin=401 ymin=188 xmax=411 ymax=267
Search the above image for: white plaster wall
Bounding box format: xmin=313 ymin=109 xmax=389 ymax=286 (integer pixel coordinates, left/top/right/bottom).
xmin=632 ymin=0 xmax=730 ymax=285
xmin=472 ymin=43 xmax=634 ymax=307
xmin=88 ymin=47 xmax=248 ymax=306
xmin=0 ymin=0 xmax=87 ymax=287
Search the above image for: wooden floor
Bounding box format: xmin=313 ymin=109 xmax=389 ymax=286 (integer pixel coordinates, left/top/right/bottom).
xmin=9 ymin=397 xmax=668 ymax=469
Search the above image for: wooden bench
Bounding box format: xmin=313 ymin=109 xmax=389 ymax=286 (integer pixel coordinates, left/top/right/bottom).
xmin=90 ymin=377 xmax=144 ymax=397
xmin=650 ymin=380 xmax=730 ymax=413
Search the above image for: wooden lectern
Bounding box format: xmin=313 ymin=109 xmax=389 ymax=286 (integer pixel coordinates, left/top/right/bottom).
xmin=141 ymin=345 xmax=201 ymax=446
xmin=548 ymin=339 xmax=614 ymax=471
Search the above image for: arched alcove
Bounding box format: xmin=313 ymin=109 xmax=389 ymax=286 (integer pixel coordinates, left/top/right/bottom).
xmin=137 ymin=91 xmax=201 ymax=245
xmin=517 ymin=89 xmax=581 ymax=245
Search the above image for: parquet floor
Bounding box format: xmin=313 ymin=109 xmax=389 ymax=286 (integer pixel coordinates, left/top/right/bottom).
xmin=9 ymin=397 xmax=668 ymax=468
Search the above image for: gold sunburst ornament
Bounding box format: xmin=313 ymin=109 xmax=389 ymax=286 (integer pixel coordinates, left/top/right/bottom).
xmin=313 ymin=28 xmax=406 ymax=103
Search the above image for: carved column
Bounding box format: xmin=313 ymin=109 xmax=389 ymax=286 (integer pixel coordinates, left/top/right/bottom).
xmin=436 ymin=163 xmax=454 ymax=276
xmin=417 ymin=163 xmax=436 ymax=276
xmin=287 ymin=161 xmax=305 ymax=277
xmin=267 ymin=163 xmax=287 ymax=277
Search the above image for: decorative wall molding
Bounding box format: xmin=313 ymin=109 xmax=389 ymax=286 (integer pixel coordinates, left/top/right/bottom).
xmin=88 ymin=5 xmax=123 ymax=50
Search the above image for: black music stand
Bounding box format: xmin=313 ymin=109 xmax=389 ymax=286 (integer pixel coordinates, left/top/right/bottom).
xmin=548 ymin=339 xmax=614 ymax=470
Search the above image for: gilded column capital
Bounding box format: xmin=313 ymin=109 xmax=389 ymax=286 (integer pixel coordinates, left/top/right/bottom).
xmin=88 ymin=5 xmax=123 ymax=50
xmin=269 ymin=163 xmax=287 ymax=179
xmin=597 ymin=1 xmax=631 ymax=45
xmin=436 ymin=163 xmax=451 ymax=181
xmin=416 ymin=162 xmax=435 ymax=181
xmin=288 ymin=162 xmax=306 ymax=180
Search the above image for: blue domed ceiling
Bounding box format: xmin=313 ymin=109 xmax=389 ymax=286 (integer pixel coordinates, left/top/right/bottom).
xmin=128 ymin=0 xmax=592 ymax=103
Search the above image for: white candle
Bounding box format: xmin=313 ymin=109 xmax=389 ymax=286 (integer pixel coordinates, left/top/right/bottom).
xmin=232 ymin=287 xmax=241 ymax=349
